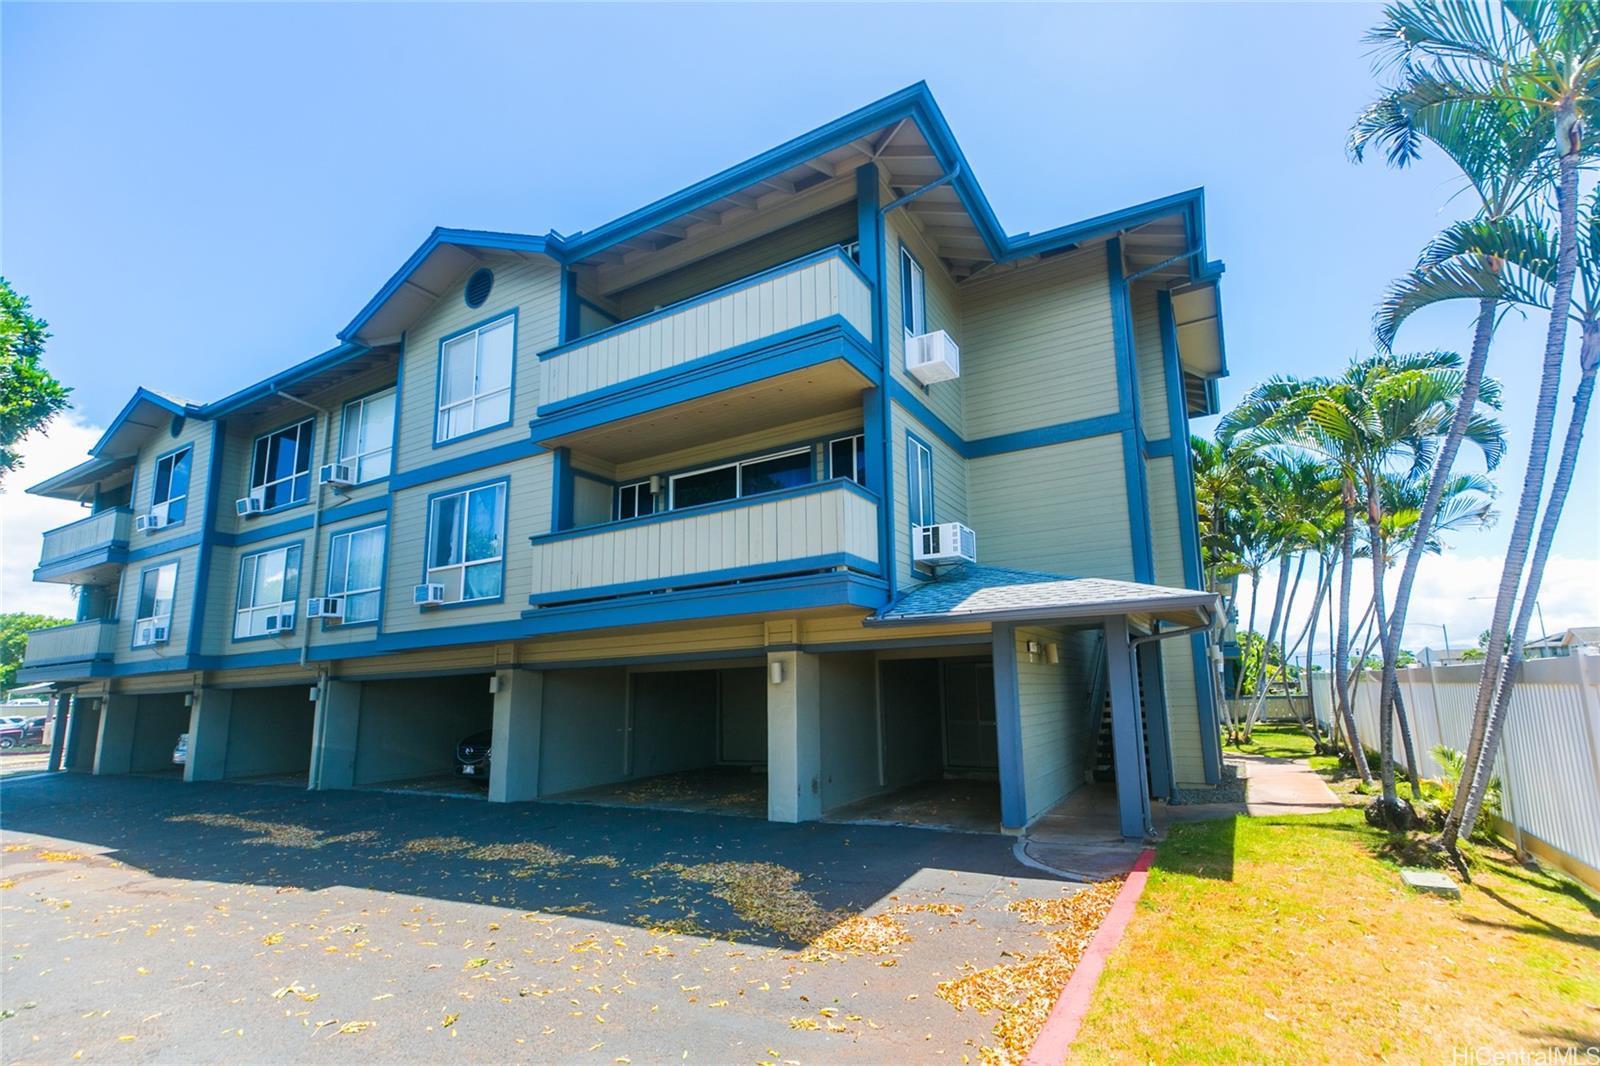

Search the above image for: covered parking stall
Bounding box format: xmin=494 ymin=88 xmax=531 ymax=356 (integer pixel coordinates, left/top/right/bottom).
xmin=88 ymin=690 xmax=190 ymax=776
xmin=183 ymin=682 xmax=319 ymax=786
xmin=310 ymin=672 xmax=494 ymax=796
xmin=863 ymin=565 xmax=1220 ymax=839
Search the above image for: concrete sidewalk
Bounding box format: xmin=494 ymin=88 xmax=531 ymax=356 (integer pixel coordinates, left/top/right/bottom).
xmin=1234 ymin=752 xmax=1342 ymax=815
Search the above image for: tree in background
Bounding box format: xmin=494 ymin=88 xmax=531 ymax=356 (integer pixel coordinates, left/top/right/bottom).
xmin=0 ymin=278 xmax=70 ymax=482
xmin=0 ymin=613 xmax=72 ymax=692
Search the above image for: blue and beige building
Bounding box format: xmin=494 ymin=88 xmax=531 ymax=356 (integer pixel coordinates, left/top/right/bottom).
xmin=23 ymin=85 xmax=1228 ymax=838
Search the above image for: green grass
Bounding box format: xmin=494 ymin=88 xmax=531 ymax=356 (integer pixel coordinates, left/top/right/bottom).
xmin=1074 ymin=766 xmax=1600 ymax=1061
xmin=1222 ymin=721 xmax=1318 ymax=760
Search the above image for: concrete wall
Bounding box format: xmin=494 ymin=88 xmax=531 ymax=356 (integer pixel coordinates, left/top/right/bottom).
xmin=717 ymin=668 xmax=767 ymax=764
xmin=819 ymin=652 xmax=880 ymax=812
xmin=131 ymin=694 xmax=189 ymax=773
xmin=224 ymin=685 xmax=315 ymax=778
xmin=1014 ymin=625 xmax=1088 ymax=821
xmin=879 ymin=658 xmax=943 ymax=789
xmin=630 ymin=670 xmax=718 ymax=779
xmin=538 ymin=667 xmax=628 ymax=796
xmin=64 ymin=700 xmax=101 ymax=771
xmin=353 ymin=675 xmax=492 ymax=786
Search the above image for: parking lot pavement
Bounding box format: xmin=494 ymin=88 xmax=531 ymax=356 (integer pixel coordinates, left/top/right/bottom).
xmin=0 ymin=772 xmax=1083 ymax=1064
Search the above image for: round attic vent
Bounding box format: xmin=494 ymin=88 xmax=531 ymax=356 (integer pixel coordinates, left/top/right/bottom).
xmin=464 ymin=268 xmax=494 ymax=309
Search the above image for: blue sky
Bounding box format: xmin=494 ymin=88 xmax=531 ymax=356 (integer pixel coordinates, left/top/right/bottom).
xmin=3 ymin=2 xmax=1596 ymax=645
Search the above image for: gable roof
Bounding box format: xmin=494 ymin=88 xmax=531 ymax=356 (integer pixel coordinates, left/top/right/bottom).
xmin=867 ymin=564 xmax=1218 ymax=629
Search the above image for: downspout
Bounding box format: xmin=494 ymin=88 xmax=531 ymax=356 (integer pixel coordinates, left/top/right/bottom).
xmin=273 ymin=388 xmax=332 ymax=668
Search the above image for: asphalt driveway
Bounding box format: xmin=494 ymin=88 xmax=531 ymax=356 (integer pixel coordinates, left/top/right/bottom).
xmin=0 ymin=772 xmax=1079 ymax=1063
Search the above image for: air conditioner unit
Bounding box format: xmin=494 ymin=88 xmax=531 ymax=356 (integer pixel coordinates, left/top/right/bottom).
xmin=263 ymin=609 xmax=295 ymax=635
xmin=305 ymin=596 xmax=345 ymax=621
xmin=913 ymin=522 xmax=977 ymax=566
xmin=319 ymin=463 xmax=356 ymax=488
xmin=905 ymin=329 xmax=960 ymax=385
xmin=235 ymin=491 xmax=266 ymax=517
xmin=413 ymin=583 xmax=446 ymax=608
xmin=135 ymin=620 xmax=170 ymax=647
xmin=135 ymin=503 xmax=170 ymax=533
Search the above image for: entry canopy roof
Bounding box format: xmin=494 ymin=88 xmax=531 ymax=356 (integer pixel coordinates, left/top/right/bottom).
xmin=867 ymin=565 xmax=1219 ymax=630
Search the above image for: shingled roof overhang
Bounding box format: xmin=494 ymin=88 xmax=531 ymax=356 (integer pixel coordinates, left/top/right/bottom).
xmin=866 ymin=565 xmax=1219 ymax=631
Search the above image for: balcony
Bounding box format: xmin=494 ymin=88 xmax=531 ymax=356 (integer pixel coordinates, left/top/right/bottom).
xmin=534 ymin=248 xmax=876 ymax=451
xmin=34 ymin=508 xmax=132 ymax=584
xmin=527 ymin=480 xmax=883 ymax=613
xmin=21 ymin=620 xmax=118 ymax=679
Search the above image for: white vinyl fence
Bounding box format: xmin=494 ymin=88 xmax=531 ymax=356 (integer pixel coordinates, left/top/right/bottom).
xmin=1310 ymin=654 xmax=1600 ymax=879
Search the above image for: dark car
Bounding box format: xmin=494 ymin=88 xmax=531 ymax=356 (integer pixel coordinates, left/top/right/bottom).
xmin=456 ymin=730 xmax=491 ymax=781
xmin=0 ymin=726 xmax=23 ymax=749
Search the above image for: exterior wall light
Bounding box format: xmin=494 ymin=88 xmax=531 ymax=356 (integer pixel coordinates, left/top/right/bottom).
xmin=770 ymin=660 xmax=785 ymax=685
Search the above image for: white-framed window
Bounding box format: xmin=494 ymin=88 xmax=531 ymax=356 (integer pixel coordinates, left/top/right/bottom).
xmin=617 ymin=480 xmax=655 ymax=521
xmin=132 ymin=562 xmax=178 ymax=647
xmin=250 ymin=418 xmax=315 ymax=510
xmin=327 ymin=526 xmax=385 ymax=624
xmin=901 ymin=246 xmax=926 ymax=339
xmin=339 ymin=390 xmax=395 ymax=482
xmin=235 ymin=544 xmax=302 ymax=639
xmin=907 ymin=435 xmax=934 ymax=528
xmin=152 ymin=446 xmax=193 ymax=523
xmin=437 ymin=315 xmax=514 ymax=442
xmin=668 ymin=447 xmax=813 ymax=510
xmin=828 ymin=434 xmax=866 ymax=486
xmin=426 ymin=482 xmax=506 ymax=603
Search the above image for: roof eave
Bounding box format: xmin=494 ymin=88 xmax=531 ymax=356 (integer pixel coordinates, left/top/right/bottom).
xmin=196 ymin=341 xmax=372 ymax=418
xmin=865 ymin=595 xmax=1218 ymax=629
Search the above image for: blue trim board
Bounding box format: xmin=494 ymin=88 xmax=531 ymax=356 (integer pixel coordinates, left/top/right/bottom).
xmin=126 ymin=530 xmax=203 ymax=563
xmin=188 ymin=421 xmax=228 ymax=656
xmin=431 ymin=308 xmax=519 ymax=449
xmin=526 ymin=553 xmax=879 ymax=607
xmin=390 ymin=437 xmax=545 ymax=492
xmin=887 ymin=379 xmax=1128 ymax=461
xmin=991 ymin=624 xmax=1028 ymax=831
xmin=33 ymin=546 xmax=128 ymax=584
xmin=1106 ymin=239 xmax=1155 ymax=585
xmin=857 ymin=161 xmax=896 ymax=603
xmin=551 ymin=447 xmax=574 ymax=532
xmin=537 ymin=246 xmax=865 ymax=362
xmin=417 ymin=475 xmax=511 ymax=610
xmin=530 ymin=478 xmax=880 ymax=546
xmin=530 ymin=324 xmax=876 ymax=443
xmin=559 ymin=270 xmax=579 ymax=344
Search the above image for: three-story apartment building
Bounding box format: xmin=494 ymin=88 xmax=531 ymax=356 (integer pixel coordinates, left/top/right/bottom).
xmin=24 ymin=85 xmax=1227 ymax=838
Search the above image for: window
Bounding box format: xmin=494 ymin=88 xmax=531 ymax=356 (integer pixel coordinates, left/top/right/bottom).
xmin=235 ymin=545 xmax=302 ymax=638
xmin=327 ymin=526 xmax=385 ymax=624
xmin=667 ymin=447 xmax=814 ymax=510
xmin=617 ymin=481 xmax=655 ymax=521
xmin=426 ymin=482 xmax=506 ymax=603
xmin=339 ymin=390 xmax=395 ymax=482
xmin=907 ymin=435 xmax=934 ymax=528
xmin=133 ymin=562 xmax=177 ymax=646
xmin=152 ymin=446 xmax=192 ymax=523
xmin=901 ymin=247 xmax=926 ymax=338
xmin=828 ymin=434 xmax=866 ymax=486
xmin=437 ymin=315 xmax=514 ymax=442
xmin=250 ymin=418 xmax=315 ymax=510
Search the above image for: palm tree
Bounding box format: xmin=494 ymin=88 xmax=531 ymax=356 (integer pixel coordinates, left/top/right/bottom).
xmin=1359 ymin=0 xmax=1600 ymax=859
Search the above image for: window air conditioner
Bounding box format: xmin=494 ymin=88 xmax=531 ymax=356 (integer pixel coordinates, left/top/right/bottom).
xmin=414 ymin=583 xmax=446 ymax=608
xmin=263 ymin=609 xmax=295 ymax=635
xmin=136 ymin=503 xmax=170 ymax=533
xmin=235 ymin=491 xmax=266 ymax=516
xmin=136 ymin=620 xmax=170 ymax=647
xmin=306 ymin=596 xmax=345 ymax=621
xmin=905 ymin=330 xmax=961 ymax=385
xmin=319 ymin=463 xmax=356 ymax=488
xmin=913 ymin=522 xmax=977 ymax=566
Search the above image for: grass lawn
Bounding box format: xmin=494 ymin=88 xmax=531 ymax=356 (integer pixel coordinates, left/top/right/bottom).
xmin=1072 ymin=736 xmax=1600 ymax=1062
xmin=1223 ymin=721 xmax=1319 ymax=761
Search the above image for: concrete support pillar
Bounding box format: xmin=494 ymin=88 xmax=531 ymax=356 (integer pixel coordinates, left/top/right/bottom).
xmin=46 ymin=692 xmax=72 ymax=772
xmin=766 ymin=650 xmax=821 ymax=823
xmin=1104 ymin=617 xmax=1152 ymax=838
xmin=309 ymin=679 xmax=361 ymax=791
xmin=93 ymin=694 xmax=137 ymax=776
xmin=489 ymin=669 xmax=543 ymax=803
xmin=184 ymin=688 xmax=233 ymax=782
xmin=1137 ymin=642 xmax=1174 ymax=801
xmin=992 ymin=624 xmax=1028 ymax=832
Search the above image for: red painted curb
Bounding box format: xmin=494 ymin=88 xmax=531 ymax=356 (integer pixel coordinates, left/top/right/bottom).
xmin=1022 ymin=846 xmax=1156 ymax=1066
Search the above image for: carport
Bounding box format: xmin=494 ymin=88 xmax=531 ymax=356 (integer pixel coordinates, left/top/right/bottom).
xmin=865 ymin=565 xmax=1220 ymax=839
xmin=183 ymin=684 xmax=317 ymax=786
xmin=91 ymin=692 xmax=188 ymax=776
xmin=542 ymin=664 xmax=769 ymax=817
xmin=309 ymin=674 xmax=493 ymax=797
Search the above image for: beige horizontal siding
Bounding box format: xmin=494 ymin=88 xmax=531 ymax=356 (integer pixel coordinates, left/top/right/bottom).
xmin=1133 ymin=286 xmax=1169 ymax=441
xmin=531 ymin=483 xmax=878 ymax=598
xmin=885 ymin=209 xmax=964 ymax=437
xmin=544 ymin=256 xmax=871 ymax=408
xmin=130 ymin=416 xmax=215 ymax=550
xmin=967 ymin=434 xmax=1133 ymax=579
xmin=890 ymin=402 xmax=969 ymax=590
xmin=114 ymin=544 xmax=200 ymax=666
xmin=961 ymin=246 xmax=1118 ymax=438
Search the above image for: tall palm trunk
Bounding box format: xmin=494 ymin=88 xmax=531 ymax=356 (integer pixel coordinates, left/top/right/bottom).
xmin=1372 ymin=594 xmax=1423 ymax=799
xmin=1276 ymin=552 xmax=1309 ymax=723
xmin=1333 ymin=490 xmax=1371 ymax=783
xmin=1290 ymin=556 xmax=1330 ymax=733
xmin=1459 ymin=322 xmax=1600 ymax=836
xmin=1378 ymin=294 xmax=1497 ymax=776
xmin=1446 ymin=124 xmax=1582 ymax=852
xmin=1235 ymin=567 xmax=1261 ymax=703
xmin=1247 ymin=553 xmax=1293 ymax=736
xmin=1367 ymin=470 xmax=1399 ymax=808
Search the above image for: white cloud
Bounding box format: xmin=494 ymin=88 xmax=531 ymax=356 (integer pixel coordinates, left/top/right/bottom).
xmin=1234 ymin=551 xmax=1600 ymax=666
xmin=0 ymin=416 xmax=102 ymax=618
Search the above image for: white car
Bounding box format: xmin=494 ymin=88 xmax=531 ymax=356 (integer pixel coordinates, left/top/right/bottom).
xmin=173 ymin=733 xmax=189 ymax=766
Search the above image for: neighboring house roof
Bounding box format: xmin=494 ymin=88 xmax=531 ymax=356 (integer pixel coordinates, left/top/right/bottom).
xmin=1526 ymin=626 xmax=1600 ymax=650
xmin=866 ymin=564 xmax=1218 ymax=629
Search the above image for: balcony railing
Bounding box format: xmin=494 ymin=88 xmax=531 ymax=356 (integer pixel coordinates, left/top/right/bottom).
xmin=539 ymin=247 xmax=874 ymax=410
xmin=528 ymin=480 xmax=880 ymax=606
xmin=38 ymin=508 xmax=132 ymax=570
xmin=24 ymin=619 xmax=118 ymax=667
